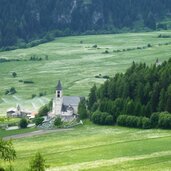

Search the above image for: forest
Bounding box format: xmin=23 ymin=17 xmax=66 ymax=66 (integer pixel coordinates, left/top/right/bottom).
xmin=0 ymin=0 xmax=171 ymax=49
xmin=87 ymin=58 xmax=171 ymax=129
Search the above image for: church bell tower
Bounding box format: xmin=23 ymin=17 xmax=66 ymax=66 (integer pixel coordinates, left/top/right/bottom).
xmin=56 ymin=80 xmax=62 ymax=98
xmin=52 ymin=80 xmax=63 ymax=116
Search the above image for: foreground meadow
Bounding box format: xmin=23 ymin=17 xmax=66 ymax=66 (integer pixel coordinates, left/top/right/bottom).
xmin=0 ymin=31 xmax=171 ymax=114
xmin=1 ymin=123 xmax=171 ymax=171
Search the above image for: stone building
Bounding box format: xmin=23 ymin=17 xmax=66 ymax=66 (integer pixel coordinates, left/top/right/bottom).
xmin=49 ymin=80 xmax=83 ymax=121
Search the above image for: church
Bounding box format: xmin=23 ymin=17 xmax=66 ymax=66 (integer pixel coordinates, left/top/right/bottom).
xmin=49 ymin=80 xmax=83 ymax=121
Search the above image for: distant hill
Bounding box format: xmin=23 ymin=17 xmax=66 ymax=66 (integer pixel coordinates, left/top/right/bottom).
xmin=0 ymin=0 xmax=171 ymax=48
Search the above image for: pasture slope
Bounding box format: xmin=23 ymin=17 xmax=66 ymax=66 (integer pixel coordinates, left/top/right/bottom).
xmin=1 ymin=122 xmax=171 ymax=170
xmin=0 ymin=31 xmax=171 ymax=114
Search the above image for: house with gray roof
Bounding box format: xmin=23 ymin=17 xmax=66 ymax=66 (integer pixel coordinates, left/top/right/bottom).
xmin=49 ymin=80 xmax=83 ymax=121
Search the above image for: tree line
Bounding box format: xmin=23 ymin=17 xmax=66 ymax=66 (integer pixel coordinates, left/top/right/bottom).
xmin=0 ymin=0 xmax=171 ymax=49
xmin=86 ymin=58 xmax=171 ymax=129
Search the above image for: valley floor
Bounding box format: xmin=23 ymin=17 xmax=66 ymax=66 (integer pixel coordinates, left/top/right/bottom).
xmin=1 ymin=30 xmax=171 ymax=114
xmin=1 ymin=122 xmax=171 ymax=171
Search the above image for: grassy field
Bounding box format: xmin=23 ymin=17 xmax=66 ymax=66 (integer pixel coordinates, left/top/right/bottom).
xmin=1 ymin=122 xmax=171 ymax=171
xmin=0 ymin=31 xmax=171 ymax=114
xmin=0 ymin=127 xmax=37 ymax=138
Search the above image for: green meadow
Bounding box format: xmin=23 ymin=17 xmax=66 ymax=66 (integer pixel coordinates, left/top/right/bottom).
xmin=0 ymin=31 xmax=171 ymax=170
xmin=0 ymin=30 xmax=171 ymax=114
xmin=1 ymin=122 xmax=171 ymax=171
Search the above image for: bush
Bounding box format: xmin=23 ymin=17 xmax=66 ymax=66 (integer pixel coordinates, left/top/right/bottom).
xmin=105 ymin=115 xmax=113 ymax=125
xmin=150 ymin=112 xmax=160 ymax=128
xmin=91 ymin=111 xmax=114 ymax=125
xmin=142 ymin=117 xmax=151 ymax=129
xmin=0 ymin=167 xmax=5 ymax=171
xmin=10 ymin=87 xmax=16 ymax=94
xmin=92 ymin=44 xmax=97 ymax=48
xmin=5 ymin=90 xmax=10 ymax=95
xmin=29 ymin=152 xmax=46 ymax=171
xmin=19 ymin=118 xmax=28 ymax=128
xmin=103 ymin=75 xmax=110 ymax=79
xmin=54 ymin=117 xmax=63 ymax=127
xmin=32 ymin=94 xmax=36 ymax=98
xmin=5 ymin=87 xmax=17 ymax=95
xmin=158 ymin=112 xmax=171 ymax=129
xmin=12 ymin=72 xmax=17 ymax=78
xmin=23 ymin=80 xmax=34 ymax=84
xmin=117 ymin=115 xmax=151 ymax=129
xmin=147 ymin=43 xmax=152 ymax=47
xmin=33 ymin=117 xmax=44 ymax=126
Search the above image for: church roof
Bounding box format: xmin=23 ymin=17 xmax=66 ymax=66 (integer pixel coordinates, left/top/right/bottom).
xmin=56 ymin=80 xmax=62 ymax=90
xmin=62 ymin=96 xmax=81 ymax=106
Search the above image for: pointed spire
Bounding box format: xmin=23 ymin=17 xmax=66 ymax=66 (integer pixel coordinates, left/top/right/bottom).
xmin=56 ymin=80 xmax=62 ymax=90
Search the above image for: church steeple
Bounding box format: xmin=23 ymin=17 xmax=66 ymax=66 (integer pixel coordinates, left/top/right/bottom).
xmin=56 ymin=80 xmax=62 ymax=91
xmin=56 ymin=80 xmax=62 ymax=98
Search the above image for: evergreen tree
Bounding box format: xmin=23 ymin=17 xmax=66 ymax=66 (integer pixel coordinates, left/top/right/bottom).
xmin=88 ymin=84 xmax=97 ymax=110
xmin=29 ymin=152 xmax=46 ymax=171
xmin=166 ymin=85 xmax=171 ymax=112
xmin=78 ymin=99 xmax=88 ymax=119
xmin=158 ymin=89 xmax=166 ymax=111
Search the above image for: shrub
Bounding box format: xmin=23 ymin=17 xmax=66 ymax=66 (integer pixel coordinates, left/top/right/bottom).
xmin=91 ymin=111 xmax=113 ymax=125
xmin=92 ymin=44 xmax=97 ymax=48
xmin=104 ymin=50 xmax=109 ymax=54
xmin=5 ymin=87 xmax=17 ymax=95
xmin=117 ymin=115 xmax=151 ymax=129
xmin=91 ymin=111 xmax=101 ymax=124
xmin=32 ymin=94 xmax=36 ymax=98
xmin=158 ymin=112 xmax=171 ymax=129
xmin=29 ymin=152 xmax=46 ymax=171
xmin=33 ymin=117 xmax=44 ymax=126
xmin=23 ymin=80 xmax=34 ymax=84
xmin=5 ymin=90 xmax=10 ymax=95
xmin=39 ymin=92 xmax=46 ymax=97
xmin=105 ymin=115 xmax=113 ymax=125
xmin=12 ymin=72 xmax=17 ymax=78
xmin=103 ymin=75 xmax=110 ymax=79
xmin=142 ymin=117 xmax=151 ymax=129
xmin=147 ymin=43 xmax=152 ymax=47
xmin=54 ymin=117 xmax=63 ymax=127
xmin=0 ymin=167 xmax=5 ymax=171
xmin=19 ymin=118 xmax=28 ymax=128
xmin=150 ymin=112 xmax=160 ymax=128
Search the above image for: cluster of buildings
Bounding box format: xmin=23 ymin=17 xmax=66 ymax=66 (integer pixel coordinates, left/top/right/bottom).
xmin=7 ymin=80 xmax=83 ymax=122
xmin=6 ymin=104 xmax=36 ymax=119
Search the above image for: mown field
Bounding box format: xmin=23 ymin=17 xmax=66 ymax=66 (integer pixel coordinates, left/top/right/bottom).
xmin=1 ymin=122 xmax=171 ymax=171
xmin=0 ymin=31 xmax=171 ymax=114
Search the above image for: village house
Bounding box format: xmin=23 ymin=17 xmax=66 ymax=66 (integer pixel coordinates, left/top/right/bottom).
xmin=6 ymin=104 xmax=34 ymax=119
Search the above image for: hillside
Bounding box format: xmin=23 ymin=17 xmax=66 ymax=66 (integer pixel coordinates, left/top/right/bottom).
xmin=0 ymin=31 xmax=171 ymax=115
xmin=1 ymin=0 xmax=171 ymax=48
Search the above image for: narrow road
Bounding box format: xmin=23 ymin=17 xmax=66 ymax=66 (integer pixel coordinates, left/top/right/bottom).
xmin=3 ymin=129 xmax=73 ymax=140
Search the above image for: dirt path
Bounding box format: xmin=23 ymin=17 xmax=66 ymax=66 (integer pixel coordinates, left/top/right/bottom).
xmin=3 ymin=129 xmax=73 ymax=140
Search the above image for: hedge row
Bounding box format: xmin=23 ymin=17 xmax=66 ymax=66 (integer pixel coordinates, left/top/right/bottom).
xmin=117 ymin=112 xmax=171 ymax=129
xmin=116 ymin=115 xmax=151 ymax=129
xmin=91 ymin=111 xmax=114 ymax=125
xmin=150 ymin=112 xmax=171 ymax=129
